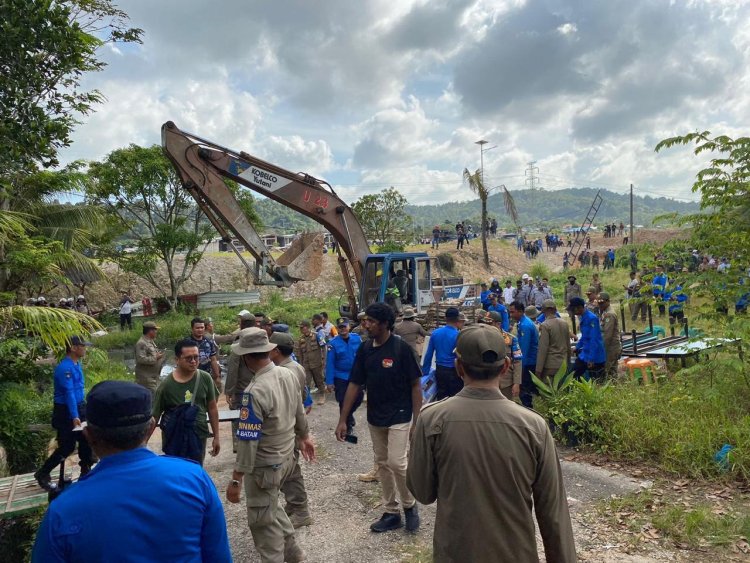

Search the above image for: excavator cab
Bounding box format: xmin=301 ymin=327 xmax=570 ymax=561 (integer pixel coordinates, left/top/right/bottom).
xmin=356 ymin=252 xmax=436 ymax=314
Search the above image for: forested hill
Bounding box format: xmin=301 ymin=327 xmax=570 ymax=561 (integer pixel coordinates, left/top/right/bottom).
xmin=252 ymin=187 xmax=699 ymax=233
xmin=404 ymin=187 xmax=699 ymax=230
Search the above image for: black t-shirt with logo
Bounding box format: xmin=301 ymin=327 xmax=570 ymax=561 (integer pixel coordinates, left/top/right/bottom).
xmin=349 ymin=334 xmax=421 ymax=427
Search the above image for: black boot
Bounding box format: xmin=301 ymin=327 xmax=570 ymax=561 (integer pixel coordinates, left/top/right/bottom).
xmin=370 ymin=512 xmax=402 ymax=533
xmin=404 ymin=504 xmax=420 ymax=532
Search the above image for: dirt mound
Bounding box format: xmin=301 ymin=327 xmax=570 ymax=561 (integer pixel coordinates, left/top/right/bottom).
xmin=423 ymin=239 xmax=531 ymax=282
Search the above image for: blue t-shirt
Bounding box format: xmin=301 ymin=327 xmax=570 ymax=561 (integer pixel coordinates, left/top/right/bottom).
xmin=422 ymin=325 xmax=460 ymax=373
xmin=32 ymin=448 xmax=232 ymax=563
xmin=576 ymin=309 xmax=606 ymax=363
xmin=515 ymin=315 xmax=539 ymax=366
xmin=53 ymin=356 xmax=85 ymax=419
xmin=325 ymin=333 xmax=363 ymax=384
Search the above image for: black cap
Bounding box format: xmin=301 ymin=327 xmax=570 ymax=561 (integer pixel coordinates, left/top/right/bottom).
xmin=445 ymin=307 xmax=460 ymax=320
xmin=336 ymin=317 xmax=349 ymax=327
xmin=69 ymin=335 xmax=92 ymax=347
xmin=87 ymin=381 xmax=153 ymax=428
xmin=567 ymin=297 xmax=586 ymax=310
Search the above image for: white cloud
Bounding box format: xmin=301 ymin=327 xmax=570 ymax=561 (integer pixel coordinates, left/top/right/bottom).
xmin=53 ymin=0 xmax=750 ymax=205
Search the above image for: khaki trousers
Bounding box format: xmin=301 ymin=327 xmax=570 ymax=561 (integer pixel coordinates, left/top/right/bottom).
xmin=244 ymin=455 xmax=299 ymax=563
xmin=281 ymin=450 xmax=309 ymax=517
xmin=368 ymin=422 xmax=415 ymax=514
xmin=304 ymin=366 xmax=325 ymax=391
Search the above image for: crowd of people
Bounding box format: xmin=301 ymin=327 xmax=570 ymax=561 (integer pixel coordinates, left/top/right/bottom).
xmin=32 ymin=294 xmax=581 ymax=562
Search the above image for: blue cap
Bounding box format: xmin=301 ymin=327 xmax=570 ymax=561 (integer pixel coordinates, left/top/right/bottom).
xmin=87 ymin=381 xmax=152 ymax=428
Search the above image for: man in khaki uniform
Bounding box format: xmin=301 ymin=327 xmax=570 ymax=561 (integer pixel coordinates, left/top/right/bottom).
xmin=225 ymin=329 xmax=315 ymax=563
xmin=351 ymin=311 xmax=369 ymax=341
xmin=394 ymin=307 xmax=427 ymax=357
xmin=486 ymin=311 xmax=522 ymax=400
xmin=225 ymin=326 xmax=257 ymax=453
xmin=563 ymin=275 xmax=582 ymax=307
xmin=134 ymin=321 xmax=165 ymax=394
xmin=585 ymin=286 xmax=600 ymax=318
xmin=535 ymin=300 xmax=572 ymax=379
xmin=294 ymin=320 xmax=326 ymax=399
xmin=269 ymin=332 xmax=313 ymax=529
xmin=598 ymin=292 xmax=622 ymax=379
xmin=214 ymin=310 xmax=255 ymax=344
xmin=407 ymin=324 xmax=576 ymax=563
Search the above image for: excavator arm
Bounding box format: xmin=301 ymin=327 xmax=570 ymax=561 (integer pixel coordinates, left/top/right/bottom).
xmin=161 ymin=121 xmax=370 ymax=308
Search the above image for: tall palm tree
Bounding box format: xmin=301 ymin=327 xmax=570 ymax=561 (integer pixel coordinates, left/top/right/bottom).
xmin=463 ymin=168 xmax=490 ymax=269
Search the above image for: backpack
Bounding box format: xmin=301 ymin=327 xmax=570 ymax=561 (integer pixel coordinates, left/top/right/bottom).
xmin=159 ymin=372 xmax=204 ymax=463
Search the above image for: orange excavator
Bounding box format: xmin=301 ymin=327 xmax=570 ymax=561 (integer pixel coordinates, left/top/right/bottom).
xmin=161 ymin=121 xmax=474 ymax=318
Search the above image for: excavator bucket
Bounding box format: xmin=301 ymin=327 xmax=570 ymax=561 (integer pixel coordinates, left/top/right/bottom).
xmin=276 ymin=232 xmax=325 ymax=281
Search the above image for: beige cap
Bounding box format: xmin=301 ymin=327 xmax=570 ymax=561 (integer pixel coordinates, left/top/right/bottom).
xmin=541 ymin=299 xmax=556 ymax=310
xmin=143 ymin=321 xmax=159 ymax=330
xmin=454 ymin=324 xmax=507 ymax=367
xmin=231 ymin=328 xmax=277 ymax=355
xmin=402 ymin=306 xmax=416 ymax=319
xmin=457 ymin=312 xmax=468 ymax=322
xmin=525 ymin=306 xmax=539 ymax=319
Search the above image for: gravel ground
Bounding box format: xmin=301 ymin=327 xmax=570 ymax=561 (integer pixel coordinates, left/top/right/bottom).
xmin=143 ymin=391 xmax=695 ymax=563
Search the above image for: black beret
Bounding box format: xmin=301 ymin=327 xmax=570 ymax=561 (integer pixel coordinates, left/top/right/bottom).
xmin=87 ymin=381 xmax=152 ymax=428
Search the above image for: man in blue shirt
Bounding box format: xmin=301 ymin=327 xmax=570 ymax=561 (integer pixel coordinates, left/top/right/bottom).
xmin=480 ymin=283 xmax=492 ymax=310
xmin=422 ymin=307 xmax=465 ymax=400
xmin=567 ymin=297 xmax=606 ymax=381
xmin=35 ymin=336 xmax=95 ymax=491
xmin=652 ymin=265 xmax=669 ymax=317
xmin=509 ymin=302 xmax=539 ymax=408
xmin=326 ymin=318 xmax=363 ymax=435
xmin=487 ymin=293 xmax=510 ymax=331
xmin=32 ymin=381 xmax=231 ymax=563
xmin=665 ymin=281 xmax=688 ymax=324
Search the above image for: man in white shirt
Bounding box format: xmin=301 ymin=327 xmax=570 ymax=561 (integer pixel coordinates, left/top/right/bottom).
xmin=502 ymin=280 xmax=516 ymax=305
xmin=119 ymin=292 xmax=134 ymax=331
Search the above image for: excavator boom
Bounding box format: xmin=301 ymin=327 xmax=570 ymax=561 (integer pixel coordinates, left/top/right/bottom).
xmin=161 ymin=121 xmax=369 ymax=305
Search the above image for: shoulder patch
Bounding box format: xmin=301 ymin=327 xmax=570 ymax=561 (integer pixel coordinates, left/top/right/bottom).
xmin=236 ymin=393 xmax=262 ymax=441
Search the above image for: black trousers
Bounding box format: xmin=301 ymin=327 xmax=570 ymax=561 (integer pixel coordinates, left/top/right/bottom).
xmin=119 ymin=312 xmax=132 ymax=330
xmin=435 ymin=365 xmax=463 ymax=401
xmin=520 ymin=365 xmax=537 ymax=408
xmin=335 ymin=378 xmax=363 ymax=432
xmin=38 ymin=403 xmax=94 ymax=476
xmin=573 ymin=358 xmax=605 ymax=382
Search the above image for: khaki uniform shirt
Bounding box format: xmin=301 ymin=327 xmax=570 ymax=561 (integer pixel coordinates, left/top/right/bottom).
xmin=600 ymin=306 xmax=622 ymax=358
xmin=277 ymin=356 xmax=307 ymax=404
xmin=497 ymin=329 xmax=522 ymax=389
xmin=235 ymin=363 xmax=309 ymax=474
xmin=225 ymin=352 xmax=254 ymax=409
xmin=134 ymin=336 xmax=164 ymax=391
xmin=394 ymin=319 xmax=427 ymax=357
xmin=407 ymin=387 xmax=576 ymax=563
xmin=351 ymin=326 xmax=368 ymax=341
xmin=214 ymin=328 xmax=241 ymax=345
xmin=295 ymin=333 xmax=324 ymax=369
xmin=563 ymin=282 xmax=582 ymax=306
xmin=536 ymin=317 xmax=571 ymax=377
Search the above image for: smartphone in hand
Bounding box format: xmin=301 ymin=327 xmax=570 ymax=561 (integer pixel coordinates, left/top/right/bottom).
xmin=344 ymin=434 xmax=358 ymax=444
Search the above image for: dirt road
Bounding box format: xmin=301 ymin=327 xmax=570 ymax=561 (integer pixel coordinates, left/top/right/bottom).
xmin=176 ymin=395 xmax=694 ymax=562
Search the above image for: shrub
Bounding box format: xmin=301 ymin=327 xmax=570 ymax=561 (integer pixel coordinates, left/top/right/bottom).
xmin=529 ymin=261 xmax=551 ymax=280
xmin=436 ymin=253 xmax=454 ymax=273
xmin=376 ymin=240 xmax=406 ymax=253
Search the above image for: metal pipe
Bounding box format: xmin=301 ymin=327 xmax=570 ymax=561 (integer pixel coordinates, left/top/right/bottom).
xmin=632 ymin=329 xmax=638 ymax=354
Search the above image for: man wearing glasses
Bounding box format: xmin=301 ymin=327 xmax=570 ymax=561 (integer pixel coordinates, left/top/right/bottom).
xmin=152 ymin=339 xmax=221 ymax=464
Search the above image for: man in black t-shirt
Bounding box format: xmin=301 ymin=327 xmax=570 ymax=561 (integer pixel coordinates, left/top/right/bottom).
xmin=335 ymin=303 xmax=422 ymax=534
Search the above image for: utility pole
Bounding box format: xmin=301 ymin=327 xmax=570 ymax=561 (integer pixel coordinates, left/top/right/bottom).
xmin=629 ymin=183 xmax=634 ymax=245
xmin=525 ymin=161 xmax=540 ymax=211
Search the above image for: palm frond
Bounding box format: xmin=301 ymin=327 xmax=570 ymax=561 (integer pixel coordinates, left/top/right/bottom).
xmin=463 ymin=168 xmax=488 ymax=198
xmin=31 ymin=204 xmax=106 ymax=250
xmin=0 ymin=210 xmax=34 ymax=239
xmin=502 ymin=186 xmax=520 ymax=230
xmin=0 ymin=306 xmax=103 ymax=352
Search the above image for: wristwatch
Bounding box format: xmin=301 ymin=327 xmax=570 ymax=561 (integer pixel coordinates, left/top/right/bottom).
xmin=230 ymin=479 xmax=241 ymax=488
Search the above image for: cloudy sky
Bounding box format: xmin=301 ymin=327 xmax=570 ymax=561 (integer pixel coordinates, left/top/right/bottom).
xmin=63 ymin=0 xmax=750 ymax=205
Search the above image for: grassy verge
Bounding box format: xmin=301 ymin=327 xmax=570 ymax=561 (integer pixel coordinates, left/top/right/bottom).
xmin=599 ymin=489 xmax=750 ymax=552
xmin=92 ymin=294 xmax=341 ymax=350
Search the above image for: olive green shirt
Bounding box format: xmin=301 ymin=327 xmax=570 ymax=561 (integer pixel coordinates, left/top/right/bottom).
xmin=536 ymin=317 xmax=572 ymax=377
xmin=600 ymin=305 xmax=622 ymax=358
xmin=407 ymin=387 xmax=576 ymax=563
xmin=152 ymin=370 xmax=216 ymax=439
xmin=234 ymin=363 xmax=309 ymax=474
xmin=394 ymin=319 xmax=427 ymax=357
xmin=294 ymin=333 xmax=324 ymax=369
xmin=134 ymin=336 xmax=165 ymax=392
xmin=277 ymin=356 xmax=307 ymax=404
xmin=225 ymin=352 xmax=253 ymax=409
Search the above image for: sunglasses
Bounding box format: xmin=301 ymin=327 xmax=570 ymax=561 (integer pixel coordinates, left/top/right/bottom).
xmin=180 ymin=355 xmax=200 ymax=362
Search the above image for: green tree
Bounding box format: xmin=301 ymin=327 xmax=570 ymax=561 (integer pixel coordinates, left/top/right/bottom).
xmin=655 ymin=132 xmax=750 ymax=257
xmin=351 ymin=187 xmax=412 ymax=246
xmin=0 ymin=0 xmax=142 ymax=174
xmin=85 ymin=144 xmax=235 ymax=302
xmin=463 ymin=168 xmax=490 ymax=269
